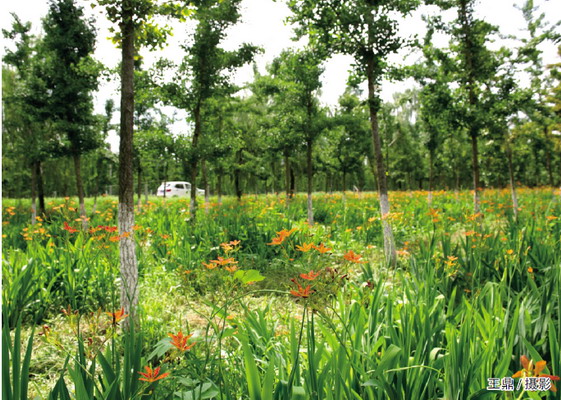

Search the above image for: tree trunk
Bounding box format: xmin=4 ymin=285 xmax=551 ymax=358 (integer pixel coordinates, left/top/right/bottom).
xmin=306 ymin=138 xmax=313 ymax=226
xmin=217 ymin=170 xmax=223 ymax=205
xmin=190 ymin=101 xmax=202 ymax=220
xmin=507 ymin=145 xmax=519 ymax=219
xmin=36 ymin=161 xmax=45 ymax=216
xmin=366 ymin=57 xmax=396 ymax=266
xmin=31 ymin=162 xmax=37 ymax=226
xmin=137 ymin=165 xmax=142 ymax=212
xmin=118 ymin=0 xmax=138 ymax=325
xmin=202 ymin=159 xmax=209 ymax=214
xmin=284 ymin=152 xmax=290 ymax=201
xmin=470 ymin=133 xmax=481 ymax=213
xmin=73 ymin=153 xmax=88 ymax=230
xmin=428 ymin=149 xmax=434 ymax=206
xmin=290 ymin=167 xmax=295 ymax=198
xmin=544 ymin=126 xmax=554 ymax=186
xmin=235 ymin=150 xmax=242 ymax=201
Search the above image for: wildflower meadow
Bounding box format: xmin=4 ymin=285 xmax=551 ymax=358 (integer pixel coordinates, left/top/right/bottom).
xmin=3 ymin=189 xmax=560 ymax=399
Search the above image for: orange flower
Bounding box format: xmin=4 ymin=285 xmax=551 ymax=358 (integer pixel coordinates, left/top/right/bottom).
xmin=109 ymin=236 xmax=120 ymax=242
xmin=168 ymin=331 xmax=195 ymax=352
xmin=268 ymin=228 xmax=297 ymax=245
xmin=229 ymin=240 xmax=241 ymax=246
xmin=343 ymin=250 xmax=364 ymax=263
xmin=212 ymin=256 xmax=237 ymax=266
xmin=512 ymin=355 xmax=560 ymax=392
xmin=268 ymin=236 xmax=286 ymax=245
xmin=106 ymin=307 xmax=128 ymax=325
xmin=296 ymin=243 xmax=314 ymax=252
xmin=220 ymin=243 xmax=233 ymax=252
xmin=203 ymin=262 xmax=218 ymax=269
xmin=63 ymin=222 xmax=78 ymax=233
xmin=506 ymin=249 xmax=514 ymax=255
xmin=313 ymin=243 xmax=332 ymax=254
xmin=290 ymin=282 xmax=313 ymax=298
xmin=138 ymin=365 xmax=170 ymax=383
xmin=300 ymin=270 xmax=320 ymax=280
xmin=225 ymin=265 xmax=238 ymax=273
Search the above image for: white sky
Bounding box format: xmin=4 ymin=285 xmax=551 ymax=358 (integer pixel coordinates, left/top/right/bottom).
xmin=2 ymin=0 xmax=560 ymax=152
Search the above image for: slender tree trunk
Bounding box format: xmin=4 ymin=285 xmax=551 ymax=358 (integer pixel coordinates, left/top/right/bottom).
xmin=290 ymin=168 xmax=295 ymax=198
xmin=235 ymin=150 xmax=242 ymax=201
xmin=306 ymin=138 xmax=313 ymax=225
xmin=507 ymin=145 xmax=519 ymax=219
xmin=366 ymin=57 xmax=396 ymax=266
xmin=31 ymin=162 xmax=37 ymax=226
xmin=36 ymin=161 xmax=45 ymax=215
xmin=217 ymin=170 xmax=223 ymax=205
xmin=284 ymin=152 xmax=290 ymax=201
xmin=428 ymin=149 xmax=434 ymax=206
xmin=544 ymin=127 xmax=554 ymax=186
xmin=118 ymin=0 xmax=138 ymax=324
xmin=271 ymin=161 xmax=276 ymax=194
xmin=190 ymin=101 xmax=202 ymax=220
xmin=202 ymin=159 xmax=209 ymax=214
xmin=470 ymin=133 xmax=481 ymax=213
xmin=144 ymin=182 xmax=148 ymax=204
xmin=137 ymin=166 xmax=142 ymax=212
xmin=73 ymin=153 xmax=88 ymax=230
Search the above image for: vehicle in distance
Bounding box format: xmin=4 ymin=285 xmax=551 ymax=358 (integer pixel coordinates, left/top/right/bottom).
xmin=156 ymin=181 xmax=205 ymax=197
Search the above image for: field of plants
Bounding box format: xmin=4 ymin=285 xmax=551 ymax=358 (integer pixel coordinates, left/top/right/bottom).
xmin=2 ymin=188 xmax=560 ymax=399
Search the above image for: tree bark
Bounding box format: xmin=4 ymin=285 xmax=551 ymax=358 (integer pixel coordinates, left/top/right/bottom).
xmin=366 ymin=57 xmax=396 ymax=267
xmin=30 ymin=162 xmax=37 ymax=226
xmin=284 ymin=152 xmax=290 ymax=201
xmin=137 ymin=165 xmax=142 ymax=212
xmin=36 ymin=161 xmax=45 ymax=216
xmin=507 ymin=145 xmax=519 ymax=219
xmin=202 ymin=159 xmax=209 ymax=213
xmin=190 ymin=101 xmax=202 ymax=220
xmin=306 ymin=138 xmax=313 ymax=226
xmin=118 ymin=0 xmax=138 ymax=325
xmin=470 ymin=133 xmax=481 ymax=213
xmin=217 ymin=170 xmax=223 ymax=205
xmin=428 ymin=149 xmax=434 ymax=206
xmin=73 ymin=153 xmax=88 ymax=230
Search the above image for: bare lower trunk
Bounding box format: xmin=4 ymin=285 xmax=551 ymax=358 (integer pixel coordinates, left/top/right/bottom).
xmin=202 ymin=159 xmax=209 ymax=214
xmin=366 ymin=57 xmax=396 ymax=266
xmin=73 ymin=154 xmax=88 ymax=230
xmin=284 ymin=152 xmax=290 ymax=201
xmin=507 ymin=146 xmax=519 ymax=219
xmin=137 ymin=166 xmax=142 ymax=212
xmin=217 ymin=171 xmax=223 ymax=205
xmin=144 ymin=183 xmax=148 ymax=204
xmin=119 ymin=0 xmax=138 ymax=326
xmin=306 ymin=138 xmax=313 ymax=226
xmin=31 ymin=162 xmax=37 ymax=225
xmin=36 ymin=161 xmax=45 ymax=215
xmin=190 ymin=102 xmax=202 ymax=220
xmin=471 ymin=134 xmax=481 ymax=213
xmin=428 ymin=150 xmax=434 ymax=206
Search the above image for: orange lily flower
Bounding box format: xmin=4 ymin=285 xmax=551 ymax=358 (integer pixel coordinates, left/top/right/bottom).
xmin=513 ymin=355 xmax=560 ymax=392
xmin=300 ymin=270 xmax=320 ymax=280
xmin=313 ymin=243 xmax=332 ymax=254
xmin=212 ymin=256 xmax=237 ymax=266
xmin=168 ymin=331 xmax=195 ymax=352
xmin=63 ymin=222 xmax=78 ymax=233
xmin=138 ymin=365 xmax=170 ymax=383
xmin=229 ymin=240 xmax=241 ymax=246
xmin=343 ymin=250 xmax=364 ymax=263
xmin=290 ymin=282 xmax=313 ymax=298
xmin=106 ymin=307 xmax=128 ymax=325
xmin=296 ymin=243 xmax=314 ymax=252
xmin=225 ymin=265 xmax=238 ymax=273
xmin=203 ymin=262 xmax=218 ymax=269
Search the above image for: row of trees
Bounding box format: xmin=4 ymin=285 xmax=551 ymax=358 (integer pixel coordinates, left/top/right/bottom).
xmin=3 ymin=0 xmax=560 ymax=313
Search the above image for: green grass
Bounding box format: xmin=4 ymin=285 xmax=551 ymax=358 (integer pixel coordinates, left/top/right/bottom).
xmin=2 ymin=188 xmax=560 ymax=399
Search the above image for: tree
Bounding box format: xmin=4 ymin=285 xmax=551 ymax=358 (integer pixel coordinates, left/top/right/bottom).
xmin=94 ymin=0 xmax=180 ymax=322
xmin=157 ymin=0 xmax=258 ymax=221
xmin=288 ymin=0 xmax=421 ymax=265
xmin=42 ymin=0 xmax=101 ymax=229
xmin=3 ymin=15 xmax=50 ymax=222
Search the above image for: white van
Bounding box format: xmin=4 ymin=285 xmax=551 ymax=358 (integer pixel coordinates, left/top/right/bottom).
xmin=156 ymin=181 xmax=205 ymax=197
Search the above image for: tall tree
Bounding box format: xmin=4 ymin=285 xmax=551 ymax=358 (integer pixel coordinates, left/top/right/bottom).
xmin=288 ymin=0 xmax=421 ymax=265
xmin=3 ymin=15 xmax=50 ymax=222
xmin=94 ymin=0 xmax=180 ymax=322
xmin=43 ymin=0 xmax=101 ymax=229
xmin=158 ymin=0 xmax=258 ymax=221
